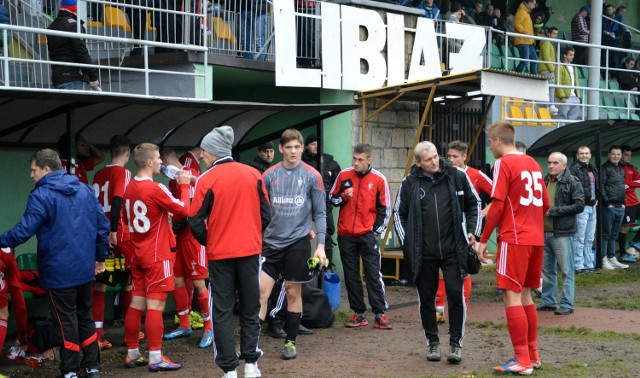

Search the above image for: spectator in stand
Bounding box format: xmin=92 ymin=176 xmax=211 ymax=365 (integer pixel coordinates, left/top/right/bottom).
xmin=248 ymin=142 xmax=275 ymax=174
xmin=419 ymin=0 xmax=441 ymax=20
xmin=46 ymin=0 xmax=99 ymax=90
xmin=492 ymin=7 xmax=501 ymax=28
xmin=476 ymin=3 xmax=494 ymax=27
xmin=0 ymin=149 xmax=109 ymax=378
xmin=538 ymin=26 xmax=559 ymax=114
xmin=537 ymin=152 xmax=584 ymax=316
xmin=238 ymin=0 xmax=268 ymax=61
xmin=531 ymin=11 xmax=545 ymax=31
xmin=615 ymin=57 xmax=639 ymax=91
xmin=514 ymin=0 xmax=537 ymax=74
xmin=571 ymin=6 xmax=590 ymax=67
xmin=446 ymin=2 xmax=474 ymax=25
xmin=570 ymin=146 xmax=600 ymax=273
xmin=554 ymin=47 xmax=581 ymax=121
xmin=57 ymin=132 xmax=105 ymax=185
xmin=602 ymin=4 xmax=621 ymax=77
xmin=600 ymin=146 xmax=630 ymax=271
xmin=0 ymin=2 xmax=9 ymax=25
xmin=616 ymin=145 xmax=640 ymax=264
xmin=501 ymin=12 xmax=514 ymax=34
xmin=615 ymin=6 xmax=630 ymax=49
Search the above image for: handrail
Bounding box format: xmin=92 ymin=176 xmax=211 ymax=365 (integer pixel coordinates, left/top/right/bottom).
xmin=602 ymin=14 xmax=639 ymax=36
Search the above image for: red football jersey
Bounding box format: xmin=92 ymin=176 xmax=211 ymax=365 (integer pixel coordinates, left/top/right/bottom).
xmin=489 ymin=152 xmax=550 ymax=246
xmin=61 ymin=157 xmax=96 ymax=184
xmin=464 ymin=166 xmax=493 ymax=196
xmin=180 ymin=152 xmax=201 ymax=176
xmin=123 ymin=177 xmax=190 ymax=266
xmin=93 ymin=164 xmax=132 ymax=242
xmin=621 ymin=163 xmax=640 ymax=207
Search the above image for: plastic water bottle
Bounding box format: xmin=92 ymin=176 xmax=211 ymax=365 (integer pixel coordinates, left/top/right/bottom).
xmin=161 ymin=165 xmax=196 ymax=181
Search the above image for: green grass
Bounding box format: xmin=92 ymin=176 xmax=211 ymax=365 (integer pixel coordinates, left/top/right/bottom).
xmin=575 ymin=267 xmax=640 ymax=287
xmin=334 ymin=310 xmax=352 ymax=324
xmin=576 ymin=294 xmax=640 ymax=310
xmin=469 ymin=321 xmax=640 ymax=343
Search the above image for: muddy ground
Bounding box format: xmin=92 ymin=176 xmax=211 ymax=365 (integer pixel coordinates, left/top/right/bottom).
xmin=1 ymin=264 xmax=639 ymax=378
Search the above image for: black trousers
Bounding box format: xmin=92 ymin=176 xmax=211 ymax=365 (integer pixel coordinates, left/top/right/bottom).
xmin=47 ymin=281 xmax=100 ymax=375
xmin=338 ymin=232 xmax=387 ymax=314
xmin=325 ymin=203 xmax=336 ymax=265
xmin=209 ymin=255 xmax=261 ymax=372
xmin=416 ymin=255 xmax=465 ymax=348
xmin=267 ymin=278 xmax=286 ymax=322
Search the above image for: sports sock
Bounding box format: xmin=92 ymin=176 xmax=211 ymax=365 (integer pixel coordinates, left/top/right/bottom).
xmin=463 ymin=275 xmax=472 ymax=308
xmin=92 ymin=290 xmax=105 ymax=341
xmin=435 ymin=278 xmax=446 ymax=307
xmin=127 ymin=348 xmax=141 ymax=359
xmin=173 ymin=286 xmax=191 ymax=329
xmin=197 ymin=290 xmax=212 ymax=331
xmin=284 ymin=311 xmax=302 ymax=343
xmin=122 ymin=289 xmax=133 ymax=319
xmin=185 ymin=279 xmax=195 ymax=310
xmin=149 ymin=350 xmax=162 ymax=364
xmin=523 ymin=304 xmax=539 ymax=361
xmin=125 ymin=307 xmax=143 ymax=350
xmin=146 ymin=309 xmax=164 ymax=352
xmin=618 ymin=233 xmax=627 ymax=255
xmin=505 ymin=305 xmax=530 ymax=365
xmin=0 ymin=319 xmax=7 ymax=349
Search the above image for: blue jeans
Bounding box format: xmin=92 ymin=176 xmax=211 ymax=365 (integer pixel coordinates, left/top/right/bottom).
xmin=239 ymin=11 xmax=267 ymax=61
xmin=542 ymin=233 xmax=574 ymax=310
xmin=602 ymin=206 xmax=625 ymax=258
xmin=516 ymin=44 xmax=538 ymax=74
xmin=572 ymin=205 xmax=597 ymax=270
xmin=54 ymin=81 xmax=84 ymax=90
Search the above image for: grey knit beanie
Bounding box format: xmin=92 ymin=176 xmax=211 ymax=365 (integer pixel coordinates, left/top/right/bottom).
xmin=201 ymin=126 xmax=234 ymax=158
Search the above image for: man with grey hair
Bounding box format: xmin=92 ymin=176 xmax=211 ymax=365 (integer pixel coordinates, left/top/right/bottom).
xmin=394 ymin=141 xmax=481 ymax=364
xmin=537 ymin=152 xmax=584 ymax=315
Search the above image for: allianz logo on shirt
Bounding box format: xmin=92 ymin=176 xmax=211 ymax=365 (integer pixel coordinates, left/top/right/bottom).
xmin=272 ymin=196 xmax=306 ymax=206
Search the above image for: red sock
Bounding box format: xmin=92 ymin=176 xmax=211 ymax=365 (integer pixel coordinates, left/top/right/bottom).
xmin=506 ymin=305 xmax=530 ymax=364
xmin=173 ymin=286 xmax=191 ymax=329
xmin=463 ymin=275 xmax=472 ymax=308
xmin=523 ymin=304 xmax=539 ymax=361
xmin=197 ymin=290 xmax=212 ymax=331
xmin=125 ymin=308 xmax=143 ymax=350
xmin=122 ymin=290 xmax=133 ymax=319
xmin=0 ymin=319 xmax=7 ymax=349
xmin=92 ymin=290 xmax=105 ymax=341
xmin=146 ymin=309 xmax=164 ymax=351
xmin=435 ymin=278 xmax=446 ymax=307
xmin=185 ymin=279 xmax=195 ymax=310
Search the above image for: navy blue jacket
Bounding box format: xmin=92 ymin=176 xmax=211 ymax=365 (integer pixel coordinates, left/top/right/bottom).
xmin=0 ymin=170 xmax=109 ymax=289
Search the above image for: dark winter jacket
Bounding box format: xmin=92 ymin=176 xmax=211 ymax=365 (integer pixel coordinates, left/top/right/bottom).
xmin=0 ymin=170 xmax=109 ymax=289
xmin=569 ymin=161 xmax=599 ymax=206
xmin=394 ymin=159 xmax=481 ymax=283
xmin=247 ymin=155 xmax=271 ymax=174
xmin=600 ymin=160 xmax=626 ymax=206
xmin=47 ymin=10 xmax=98 ymax=86
xmin=544 ymin=168 xmax=585 ymax=237
xmin=302 ymin=150 xmax=341 ymax=199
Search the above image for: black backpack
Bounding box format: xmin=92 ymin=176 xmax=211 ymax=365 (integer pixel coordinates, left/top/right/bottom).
xmin=301 ymin=284 xmax=335 ymax=328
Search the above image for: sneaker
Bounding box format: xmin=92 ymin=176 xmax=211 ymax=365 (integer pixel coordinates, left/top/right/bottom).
xmin=618 ymin=253 xmax=636 ymax=263
xmin=629 ymin=240 xmax=640 ymax=251
xmin=493 ymin=358 xmax=533 ymax=375
xmin=374 ymin=315 xmax=393 ymax=330
xmin=163 ymin=327 xmax=193 ymax=340
xmin=345 ymin=313 xmax=368 ymax=328
xmin=222 ymin=370 xmax=237 ymax=378
xmin=6 ymin=345 xmax=26 ymax=360
xmin=190 ymin=311 xmax=204 ymax=329
xmin=427 ymin=343 xmax=441 ymax=361
xmin=198 ymin=330 xmax=213 ymax=348
xmin=98 ymin=339 xmax=112 ymax=351
xmin=148 ymin=356 xmax=181 ymax=372
xmin=608 ymin=257 xmax=629 ymax=269
xmin=244 ymin=362 xmax=261 ymax=378
xmin=531 ymin=358 xmax=542 ymax=369
xmin=549 ymin=105 xmax=559 ymax=115
xmin=125 ymin=355 xmax=148 ymax=369
xmin=626 ymin=247 xmax=640 ymax=259
xmin=83 ymin=368 xmax=100 ymax=378
xmin=282 ymin=341 xmax=297 ymax=360
xmin=436 ymin=312 xmax=446 ymax=324
xmin=602 ymin=257 xmax=616 ymax=270
xmin=447 ymin=346 xmax=462 ymax=364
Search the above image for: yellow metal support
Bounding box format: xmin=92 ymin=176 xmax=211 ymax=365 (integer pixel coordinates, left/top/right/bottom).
xmin=361 ymin=99 xmax=366 ymax=143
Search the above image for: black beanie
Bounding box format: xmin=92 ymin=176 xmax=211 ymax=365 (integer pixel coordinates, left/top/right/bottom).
xmin=257 ymin=141 xmax=274 ymax=151
xmin=305 ymin=133 xmax=318 ymax=145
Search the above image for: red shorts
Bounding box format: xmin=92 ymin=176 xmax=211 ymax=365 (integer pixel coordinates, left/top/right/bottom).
xmin=131 ymin=260 xmax=174 ymax=297
xmin=174 ymin=237 xmax=208 ymax=279
xmin=495 ymin=240 xmax=543 ymax=293
xmin=115 ymin=240 xmax=133 ymax=269
xmin=0 ymin=283 xmax=7 ymax=309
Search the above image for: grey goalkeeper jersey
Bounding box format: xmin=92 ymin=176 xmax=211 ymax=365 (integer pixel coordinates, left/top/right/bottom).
xmin=263 ymin=162 xmax=327 ymax=249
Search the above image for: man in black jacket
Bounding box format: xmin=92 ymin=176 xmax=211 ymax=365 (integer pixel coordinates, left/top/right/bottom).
xmin=394 ymin=141 xmax=481 ymax=364
xmin=46 ymin=0 xmax=99 ymax=90
xmin=600 ymin=146 xmax=630 ymax=270
xmin=248 ymin=142 xmax=275 ymax=174
xmin=537 ymin=153 xmax=584 ymax=316
xmin=569 ymin=146 xmax=599 ymax=273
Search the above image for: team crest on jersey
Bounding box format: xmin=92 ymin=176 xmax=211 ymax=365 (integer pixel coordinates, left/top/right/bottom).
xmin=298 ymin=178 xmax=303 ymax=187
xmin=368 ymin=183 xmax=373 ymax=190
